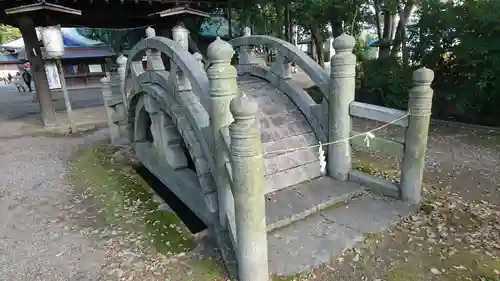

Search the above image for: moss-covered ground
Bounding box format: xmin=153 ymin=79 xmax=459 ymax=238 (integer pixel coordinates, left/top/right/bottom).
xmin=70 ymin=140 xmax=499 ymax=281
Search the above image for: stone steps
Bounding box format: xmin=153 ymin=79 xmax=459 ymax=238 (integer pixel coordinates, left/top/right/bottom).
xmin=265 ymin=176 xmax=364 ymax=232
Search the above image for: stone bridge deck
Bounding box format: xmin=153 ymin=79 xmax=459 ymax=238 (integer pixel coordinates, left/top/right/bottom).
xmin=238 ymin=75 xmax=320 ymax=194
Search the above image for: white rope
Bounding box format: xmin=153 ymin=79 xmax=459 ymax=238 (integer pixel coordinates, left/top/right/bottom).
xmin=263 ymin=112 xmax=410 ymax=156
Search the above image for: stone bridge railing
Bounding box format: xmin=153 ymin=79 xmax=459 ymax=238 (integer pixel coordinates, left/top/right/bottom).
xmin=230 ymin=31 xmax=331 ymax=143
xmin=229 ymin=32 xmax=434 ymax=206
xmin=99 ymin=27 xmax=434 ymax=281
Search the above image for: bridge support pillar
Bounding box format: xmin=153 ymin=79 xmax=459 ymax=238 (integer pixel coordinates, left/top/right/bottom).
xmin=172 ymin=24 xmax=192 ymax=92
xmin=207 ymin=38 xmax=238 ymax=228
xmin=18 ymin=16 xmax=57 ymax=127
xmin=117 ymin=54 xmax=128 ymax=109
xmin=145 ymin=27 xmax=165 ymax=72
xmin=100 ymin=76 xmax=128 ymax=146
xmin=400 ymin=68 xmax=434 ymax=205
xmin=327 ymin=34 xmax=356 ymax=181
xmin=238 ymin=27 xmax=258 ymax=66
xmin=229 ymin=94 xmax=268 ymax=281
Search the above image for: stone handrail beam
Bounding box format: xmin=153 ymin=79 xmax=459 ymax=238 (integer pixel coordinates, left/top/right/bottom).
xmin=348 ymin=102 xmax=408 ymax=158
xmin=230 ymin=35 xmax=330 ymax=101
xmin=220 ymin=125 xmax=232 ymax=158
xmin=348 ymin=67 xmax=435 ymax=203
xmin=349 ymin=130 xmax=405 ymax=157
xmin=230 ymin=33 xmax=328 ymax=142
xmin=224 ymin=160 xmax=233 ymax=184
xmin=349 ymin=101 xmax=409 ymax=127
xmin=125 ymin=36 xmax=210 ymax=110
xmin=219 ymin=125 xmax=233 ymax=185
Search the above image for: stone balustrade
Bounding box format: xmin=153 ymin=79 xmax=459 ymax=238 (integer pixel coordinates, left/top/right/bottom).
xmin=103 ymin=26 xmax=435 ymax=281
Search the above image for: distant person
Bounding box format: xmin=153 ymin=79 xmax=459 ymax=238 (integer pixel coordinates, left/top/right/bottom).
xmin=21 ymin=69 xmax=33 ymax=92
xmin=0 ymin=73 xmax=5 ymax=84
xmin=7 ymin=73 xmax=12 ymax=84
xmin=14 ymin=72 xmax=26 ymax=92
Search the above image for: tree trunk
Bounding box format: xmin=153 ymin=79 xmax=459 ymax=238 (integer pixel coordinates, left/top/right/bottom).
xmin=402 ymin=31 xmax=409 ymax=66
xmin=311 ymin=27 xmax=324 ymax=67
xmin=378 ymin=9 xmax=394 ymax=58
xmin=284 ymin=4 xmax=291 ymax=42
xmin=311 ymin=39 xmax=318 ymax=62
xmin=374 ymin=0 xmax=383 ymax=39
xmin=227 ymin=5 xmax=233 ymax=39
xmin=273 ymin=1 xmax=283 ymax=38
xmin=330 ymin=19 xmax=343 ymax=38
xmin=390 ymin=0 xmax=416 ymax=57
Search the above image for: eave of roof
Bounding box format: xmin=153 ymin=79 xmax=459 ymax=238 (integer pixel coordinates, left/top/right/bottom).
xmin=17 ymin=46 xmax=116 ymax=61
xmin=0 ymin=0 xmax=230 ymax=28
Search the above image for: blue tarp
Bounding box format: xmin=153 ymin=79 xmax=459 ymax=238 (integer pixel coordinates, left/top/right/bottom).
xmin=199 ymin=15 xmax=239 ymax=38
xmin=366 ymin=38 xmax=378 ymax=46
xmin=0 ymin=54 xmax=22 ymax=64
xmin=62 ymin=36 xmax=82 ymax=47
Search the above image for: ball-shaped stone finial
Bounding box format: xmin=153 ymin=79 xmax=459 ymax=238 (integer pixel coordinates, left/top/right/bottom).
xmin=333 ymin=33 xmax=356 ymax=52
xmin=413 ymin=67 xmax=434 ymax=84
xmin=117 ymin=54 xmax=127 ymax=66
xmin=243 ymin=26 xmax=251 ymax=36
xmin=146 ymin=26 xmax=156 ymax=38
xmin=230 ymin=92 xmax=258 ymax=120
xmin=207 ymin=37 xmax=235 ymax=62
xmin=172 ymin=24 xmax=189 ymax=34
xmin=100 ymin=76 xmax=110 ymax=84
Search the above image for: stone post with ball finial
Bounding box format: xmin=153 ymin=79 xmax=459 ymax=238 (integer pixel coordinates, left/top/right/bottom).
xmin=327 ymin=33 xmax=357 ymax=181
xmin=229 ymin=93 xmax=268 ymax=281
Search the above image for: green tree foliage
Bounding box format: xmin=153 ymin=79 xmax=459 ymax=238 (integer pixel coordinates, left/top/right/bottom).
xmin=77 ymin=27 xmax=146 ymax=54
xmin=0 ymin=24 xmax=21 ymax=44
xmin=419 ymin=0 xmax=500 ymax=124
xmin=359 ymin=0 xmax=500 ymax=125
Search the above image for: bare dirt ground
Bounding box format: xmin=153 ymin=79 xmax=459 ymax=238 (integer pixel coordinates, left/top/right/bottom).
xmin=288 ymin=71 xmax=500 ymax=281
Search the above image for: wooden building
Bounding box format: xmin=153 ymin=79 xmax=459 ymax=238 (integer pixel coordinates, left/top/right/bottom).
xmin=0 ymin=0 xmax=230 ymax=126
xmin=0 ymin=53 xmax=21 ymax=77
xmin=1 ymin=28 xmax=115 ymax=89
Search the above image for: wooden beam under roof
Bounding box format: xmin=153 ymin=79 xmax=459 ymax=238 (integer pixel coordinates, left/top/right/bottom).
xmin=4 ymin=2 xmax=81 ymax=15
xmin=149 ymin=6 xmax=210 ymax=18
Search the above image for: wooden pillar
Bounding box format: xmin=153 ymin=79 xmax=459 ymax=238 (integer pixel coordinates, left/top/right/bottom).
xmin=18 ymin=16 xmax=56 ymax=126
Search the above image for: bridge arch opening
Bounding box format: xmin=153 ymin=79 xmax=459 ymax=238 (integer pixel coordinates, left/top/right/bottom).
xmin=133 ymin=97 xmax=206 ymax=233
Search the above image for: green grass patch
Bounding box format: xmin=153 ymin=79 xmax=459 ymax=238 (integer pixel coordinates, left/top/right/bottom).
xmin=70 ymin=144 xmax=195 ymax=255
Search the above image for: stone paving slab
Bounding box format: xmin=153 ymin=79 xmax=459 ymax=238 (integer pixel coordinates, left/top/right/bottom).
xmin=265 ymin=176 xmax=364 ymax=232
xmin=267 ymin=194 xmax=415 ymax=276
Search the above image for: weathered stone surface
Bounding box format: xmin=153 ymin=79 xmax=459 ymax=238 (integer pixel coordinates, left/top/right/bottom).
xmin=265 ymin=176 xmax=364 ymax=232
xmin=268 ymin=194 xmax=414 ymax=276
xmin=238 ymin=75 xmax=319 ymax=193
xmin=230 ymin=35 xmax=330 ymax=97
xmin=268 ymin=211 xmax=363 ymax=275
xmin=229 ymin=93 xmax=269 ymax=281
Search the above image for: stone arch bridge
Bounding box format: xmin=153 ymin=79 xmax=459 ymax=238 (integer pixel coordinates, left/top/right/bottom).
xmin=99 ymin=26 xmax=434 ymax=281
